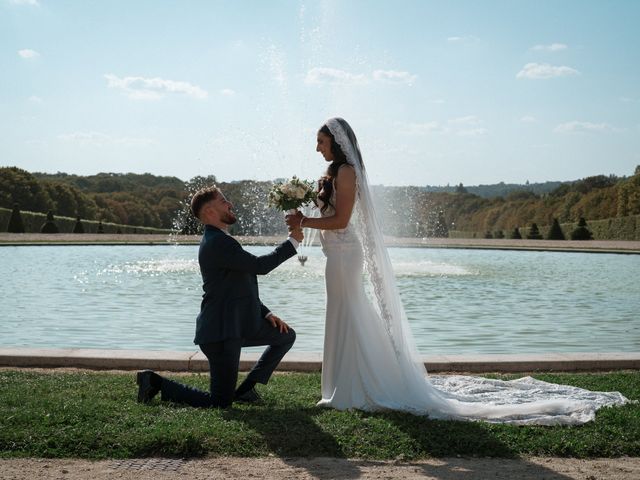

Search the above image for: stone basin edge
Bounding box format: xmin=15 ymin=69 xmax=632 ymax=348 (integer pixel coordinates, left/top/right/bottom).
xmin=0 ymin=348 xmax=638 ymax=373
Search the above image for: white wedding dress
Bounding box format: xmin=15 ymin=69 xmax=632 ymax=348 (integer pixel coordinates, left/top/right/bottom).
xmin=314 ymin=118 xmax=628 ymax=425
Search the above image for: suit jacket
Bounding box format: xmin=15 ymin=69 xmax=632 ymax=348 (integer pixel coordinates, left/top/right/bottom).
xmin=193 ymin=224 xmax=297 ymax=345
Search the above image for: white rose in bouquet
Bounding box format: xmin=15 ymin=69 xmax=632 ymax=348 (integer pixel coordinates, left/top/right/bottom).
xmin=268 ymin=176 xmax=317 ymax=212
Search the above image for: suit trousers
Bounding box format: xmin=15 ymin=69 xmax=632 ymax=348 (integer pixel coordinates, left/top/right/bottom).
xmin=159 ymin=322 xmax=296 ymax=408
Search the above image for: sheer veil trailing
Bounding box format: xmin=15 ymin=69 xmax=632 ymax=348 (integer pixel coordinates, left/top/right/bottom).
xmin=324 ymin=117 xmax=628 ymax=425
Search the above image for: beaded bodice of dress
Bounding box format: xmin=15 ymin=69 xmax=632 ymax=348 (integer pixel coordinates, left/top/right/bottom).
xmin=317 ymin=184 xmax=360 ymax=251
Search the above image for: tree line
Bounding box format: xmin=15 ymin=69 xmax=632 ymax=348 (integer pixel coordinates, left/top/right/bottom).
xmin=2 ymin=166 xmax=639 ymax=237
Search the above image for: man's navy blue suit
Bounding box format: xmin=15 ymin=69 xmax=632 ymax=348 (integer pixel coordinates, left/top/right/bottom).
xmin=159 ymin=224 xmax=297 ymax=407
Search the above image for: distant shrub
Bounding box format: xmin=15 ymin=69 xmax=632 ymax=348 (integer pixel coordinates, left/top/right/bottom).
xmin=547 ymin=218 xmax=565 ymax=240
xmin=72 ymin=216 xmax=84 ymax=234
xmin=571 ymin=217 xmax=593 ymax=240
xmin=40 ymin=210 xmax=59 ymax=233
xmin=510 ymin=227 xmax=522 ymax=239
xmin=0 ymin=206 xmax=172 ymax=234
xmin=7 ymin=203 xmax=25 ymax=233
xmin=97 ymin=220 xmax=104 ymax=234
xmin=484 ymin=231 xmax=493 ymax=239
xmin=527 ymin=223 xmax=543 ymax=240
xmin=494 ymin=230 xmax=505 ymax=239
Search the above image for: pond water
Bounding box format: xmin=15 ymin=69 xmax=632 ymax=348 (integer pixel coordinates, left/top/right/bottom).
xmin=1 ymin=245 xmax=638 ymax=354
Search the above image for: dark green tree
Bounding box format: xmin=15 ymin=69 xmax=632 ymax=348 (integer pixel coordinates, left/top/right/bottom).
xmin=72 ymin=216 xmax=84 ymax=234
xmin=40 ymin=210 xmax=59 ymax=233
xmin=527 ymin=223 xmax=543 ymax=240
xmin=455 ymin=183 xmax=468 ymax=194
xmin=547 ymin=218 xmax=565 ymax=240
xmin=494 ymin=230 xmax=505 ymax=239
xmin=510 ymin=227 xmax=522 ymax=239
xmin=97 ymin=220 xmax=104 ymax=234
xmin=7 ymin=203 xmax=25 ymax=233
xmin=0 ymin=167 xmax=52 ymax=213
xmin=484 ymin=231 xmax=493 ymax=239
xmin=571 ymin=217 xmax=593 ymax=240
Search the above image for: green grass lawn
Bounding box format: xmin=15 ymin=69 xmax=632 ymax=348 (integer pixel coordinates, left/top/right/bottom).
xmin=1 ymin=370 xmax=638 ymax=459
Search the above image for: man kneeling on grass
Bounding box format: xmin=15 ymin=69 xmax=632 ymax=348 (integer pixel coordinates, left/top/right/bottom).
xmin=136 ymin=186 xmax=302 ymax=407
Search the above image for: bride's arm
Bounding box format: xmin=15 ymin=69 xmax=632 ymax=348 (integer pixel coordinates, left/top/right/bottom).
xmin=288 ymin=165 xmax=356 ymax=231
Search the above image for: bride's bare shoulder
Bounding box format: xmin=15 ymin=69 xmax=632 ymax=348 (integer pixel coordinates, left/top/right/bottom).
xmin=334 ymin=164 xmax=356 ymax=191
xmin=337 ymin=163 xmax=355 ymax=173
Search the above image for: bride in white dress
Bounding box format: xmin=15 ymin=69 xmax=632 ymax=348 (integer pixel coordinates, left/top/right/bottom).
xmin=286 ymin=117 xmax=628 ymax=425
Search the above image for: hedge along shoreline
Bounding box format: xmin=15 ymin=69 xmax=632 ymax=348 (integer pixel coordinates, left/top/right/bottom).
xmin=4 ymin=206 xmax=638 ymax=240
xmin=450 ymin=214 xmax=640 ymax=241
xmin=0 ymin=207 xmax=172 ymax=235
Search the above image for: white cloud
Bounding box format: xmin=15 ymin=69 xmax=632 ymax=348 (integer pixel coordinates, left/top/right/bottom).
xmin=516 ymin=63 xmax=579 ymax=79
xmin=532 ymin=43 xmax=568 ymax=52
xmin=448 ymin=115 xmax=480 ymax=126
xmin=58 ymin=131 xmax=155 ymax=147
xmin=220 ymin=88 xmax=236 ymax=96
xmin=104 ymin=74 xmax=208 ymax=100
xmin=18 ymin=49 xmax=40 ymax=59
xmin=400 ymin=121 xmax=443 ymax=135
xmin=305 ymin=67 xmax=368 ymax=85
xmin=520 ymin=115 xmax=537 ymax=123
xmin=373 ymin=70 xmax=417 ymax=85
xmin=28 ymin=95 xmax=42 ymax=103
xmin=554 ymin=121 xmax=614 ymax=134
xmin=24 ymin=139 xmax=47 ymax=147
xmin=400 ymin=116 xmax=488 ymax=137
xmin=9 ymin=0 xmax=39 ymax=5
xmin=457 ymin=128 xmax=488 ymax=137
xmin=447 ymin=35 xmax=479 ymax=43
xmin=448 ymin=116 xmax=487 ymax=136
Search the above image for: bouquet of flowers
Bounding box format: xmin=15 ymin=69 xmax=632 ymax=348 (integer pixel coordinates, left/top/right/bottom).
xmin=268 ymin=176 xmax=317 ymax=213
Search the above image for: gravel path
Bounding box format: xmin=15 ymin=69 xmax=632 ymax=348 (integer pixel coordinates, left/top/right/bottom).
xmin=1 ymin=456 xmax=639 ymax=480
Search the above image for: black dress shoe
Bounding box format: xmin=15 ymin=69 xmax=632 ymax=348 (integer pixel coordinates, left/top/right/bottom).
xmin=234 ymin=387 xmax=263 ymax=404
xmin=136 ymin=370 xmax=160 ymax=403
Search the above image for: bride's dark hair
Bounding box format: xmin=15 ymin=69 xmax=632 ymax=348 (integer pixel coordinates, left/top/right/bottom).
xmin=317 ymin=124 xmax=348 ymax=214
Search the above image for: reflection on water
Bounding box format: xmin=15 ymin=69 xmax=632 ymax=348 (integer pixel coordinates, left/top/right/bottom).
xmin=1 ymin=245 xmax=638 ymax=354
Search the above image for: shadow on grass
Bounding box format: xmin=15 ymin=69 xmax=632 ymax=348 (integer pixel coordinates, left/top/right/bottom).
xmin=221 ymin=405 xmax=575 ymax=480
xmin=222 ymin=406 xmax=362 ymax=479
xmin=379 ymin=412 xmax=574 ymax=479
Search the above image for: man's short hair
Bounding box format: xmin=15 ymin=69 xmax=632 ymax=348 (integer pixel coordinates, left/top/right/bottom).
xmin=190 ymin=186 xmax=221 ymax=219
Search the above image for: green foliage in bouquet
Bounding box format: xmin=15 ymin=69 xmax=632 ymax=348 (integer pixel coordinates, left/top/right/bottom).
xmin=268 ymin=176 xmax=317 ymax=211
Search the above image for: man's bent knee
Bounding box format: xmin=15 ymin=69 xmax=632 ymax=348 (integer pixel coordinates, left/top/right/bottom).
xmin=286 ymin=327 xmax=296 ymax=345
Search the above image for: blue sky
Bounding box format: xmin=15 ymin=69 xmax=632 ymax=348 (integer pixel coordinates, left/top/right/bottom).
xmin=2 ymin=0 xmax=639 ymax=186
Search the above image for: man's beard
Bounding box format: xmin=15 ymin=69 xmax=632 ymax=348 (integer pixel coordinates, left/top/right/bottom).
xmin=222 ymin=212 xmax=237 ymax=225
